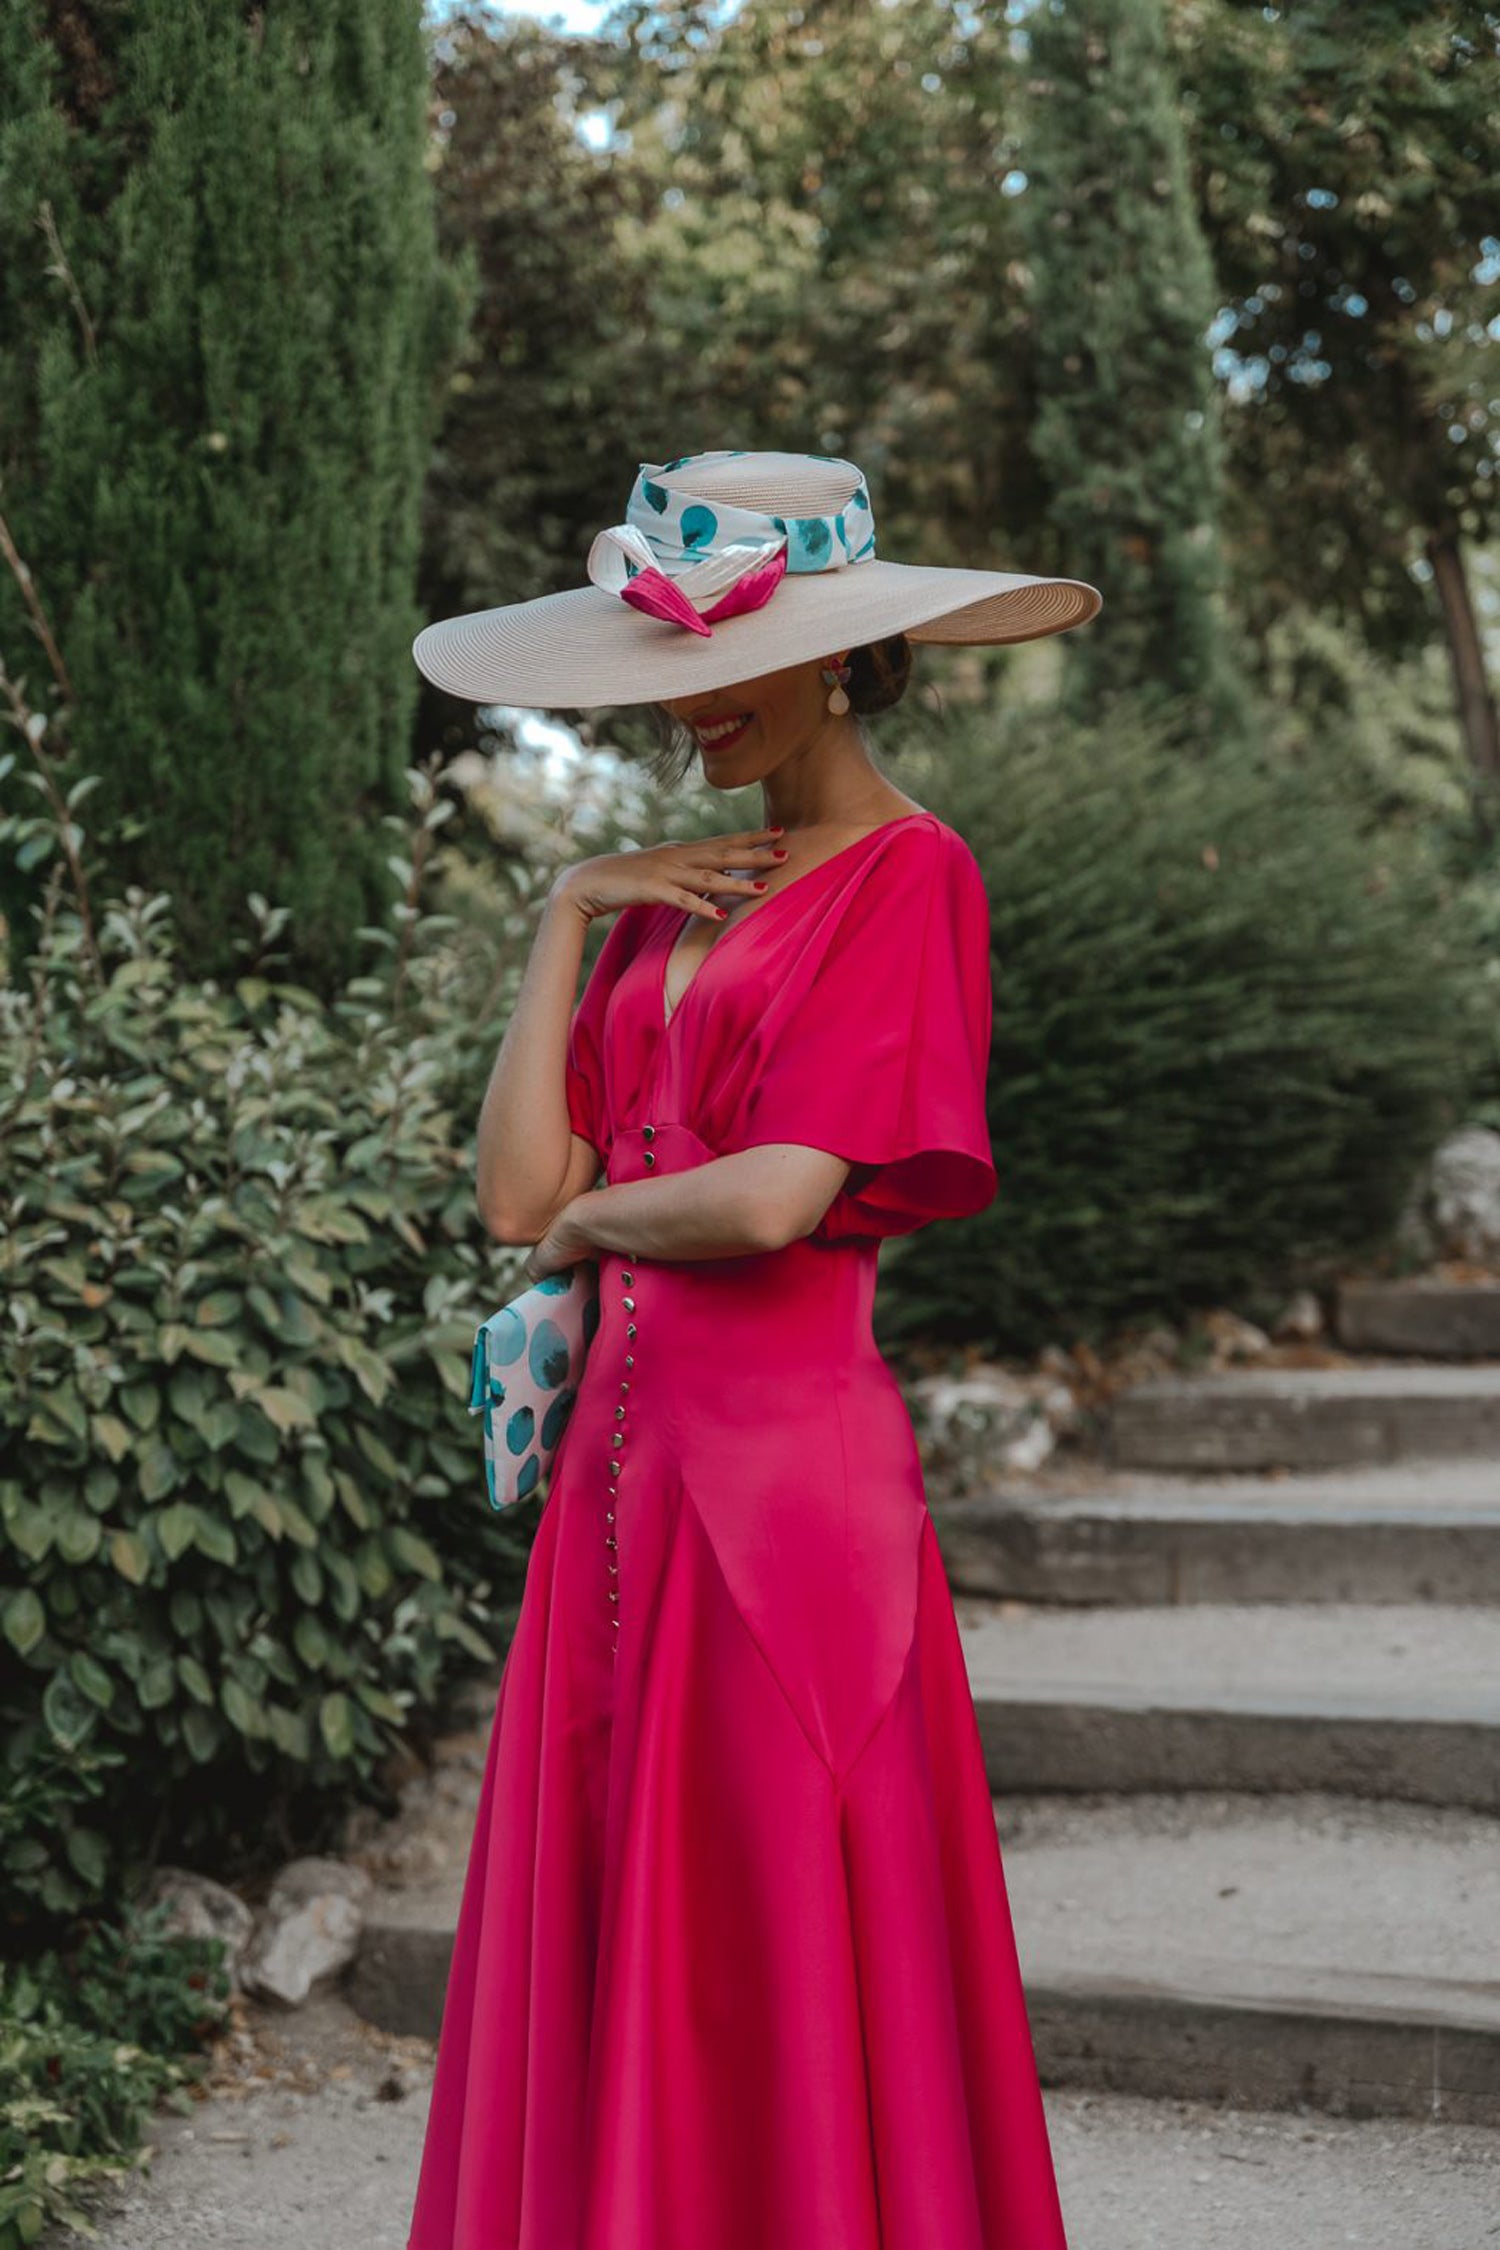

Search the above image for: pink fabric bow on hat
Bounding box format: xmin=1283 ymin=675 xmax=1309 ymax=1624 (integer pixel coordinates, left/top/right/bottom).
xmin=587 ymin=523 xmax=789 ymax=640
xmin=584 ymin=450 xmax=878 ymax=637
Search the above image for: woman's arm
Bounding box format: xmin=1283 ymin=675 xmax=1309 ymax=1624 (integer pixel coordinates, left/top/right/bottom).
xmin=479 ymin=825 xmax=787 ymax=1243
xmin=524 ymin=1144 xmax=854 ymax=1277
xmin=476 ymin=885 xmax=599 ymax=1242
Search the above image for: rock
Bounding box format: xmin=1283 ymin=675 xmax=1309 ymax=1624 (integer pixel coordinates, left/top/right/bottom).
xmin=145 ymin=1866 xmax=256 ymax=1986
xmin=241 ymin=1857 xmax=373 ymax=2008
xmin=1428 ymin=1127 xmax=1500 ymax=1264
xmin=1201 ymin=1310 xmax=1273 ymax=1363
xmin=907 ymin=1365 xmax=1074 ymax=1481
xmin=1273 ymin=1289 xmax=1324 ymax=1342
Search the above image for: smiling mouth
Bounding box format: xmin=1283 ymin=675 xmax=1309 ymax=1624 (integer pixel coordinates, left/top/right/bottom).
xmin=694 ymin=711 xmax=754 ymax=752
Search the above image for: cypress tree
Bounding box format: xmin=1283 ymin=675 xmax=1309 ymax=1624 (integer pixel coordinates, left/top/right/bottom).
xmin=1021 ymin=0 xmax=1246 ymax=742
xmin=0 ymin=1 xmax=466 ymax=983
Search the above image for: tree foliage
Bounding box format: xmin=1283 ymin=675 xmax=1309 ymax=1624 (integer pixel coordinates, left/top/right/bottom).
xmin=0 ymin=0 xmax=466 ymax=986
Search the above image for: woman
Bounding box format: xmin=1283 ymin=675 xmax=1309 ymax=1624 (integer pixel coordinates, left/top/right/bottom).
xmin=405 ymin=450 xmax=1101 ymax=2250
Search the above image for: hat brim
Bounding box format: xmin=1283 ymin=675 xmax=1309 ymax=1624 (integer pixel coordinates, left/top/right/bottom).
xmin=411 ymin=559 xmax=1102 ymax=711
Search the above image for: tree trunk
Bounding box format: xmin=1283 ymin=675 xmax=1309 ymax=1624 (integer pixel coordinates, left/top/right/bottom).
xmin=1425 ymin=520 xmax=1500 ymax=782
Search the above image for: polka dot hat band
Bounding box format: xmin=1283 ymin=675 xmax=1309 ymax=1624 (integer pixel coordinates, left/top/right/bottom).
xmin=586 ymin=449 xmax=878 ymax=639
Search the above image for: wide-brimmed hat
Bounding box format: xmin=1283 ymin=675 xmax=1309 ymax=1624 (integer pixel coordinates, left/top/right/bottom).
xmin=412 ymin=447 xmax=1102 ymax=710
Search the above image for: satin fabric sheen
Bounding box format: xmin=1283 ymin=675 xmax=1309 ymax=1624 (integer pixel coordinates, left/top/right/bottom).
xmin=405 ymin=813 xmax=1071 ymax=2250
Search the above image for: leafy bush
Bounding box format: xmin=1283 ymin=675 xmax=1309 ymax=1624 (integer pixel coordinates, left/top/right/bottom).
xmin=0 ymin=1903 xmax=229 ymax=2249
xmin=0 ymin=754 xmax=543 ymax=1928
xmin=881 ymin=696 xmax=1484 ymax=1351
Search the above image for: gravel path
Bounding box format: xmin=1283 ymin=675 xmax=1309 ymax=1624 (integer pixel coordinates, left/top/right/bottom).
xmin=60 ymin=1991 xmax=1500 ymax=2250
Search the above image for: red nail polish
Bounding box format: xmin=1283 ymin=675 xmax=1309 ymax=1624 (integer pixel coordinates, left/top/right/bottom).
xmin=772 ymin=848 xmax=789 ymax=859
xmin=715 ymin=907 xmax=728 ymax=918
xmin=752 ymin=881 xmax=768 ymax=891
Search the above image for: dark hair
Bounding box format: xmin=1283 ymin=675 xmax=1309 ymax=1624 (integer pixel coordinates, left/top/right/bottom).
xmin=643 ymin=632 xmax=913 ymax=790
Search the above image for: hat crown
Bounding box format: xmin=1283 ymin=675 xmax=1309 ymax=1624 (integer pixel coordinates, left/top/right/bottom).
xmin=643 ymin=449 xmax=864 ymax=517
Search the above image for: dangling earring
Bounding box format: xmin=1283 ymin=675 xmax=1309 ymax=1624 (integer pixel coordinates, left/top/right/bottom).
xmin=820 ymin=655 xmax=852 ymax=716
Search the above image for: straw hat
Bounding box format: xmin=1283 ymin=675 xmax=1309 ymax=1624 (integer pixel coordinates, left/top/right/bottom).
xmin=412 ymin=448 xmax=1102 ymax=710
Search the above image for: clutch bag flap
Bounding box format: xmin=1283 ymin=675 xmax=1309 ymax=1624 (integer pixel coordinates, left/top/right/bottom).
xmin=467 ymin=1264 xmax=600 ymax=1508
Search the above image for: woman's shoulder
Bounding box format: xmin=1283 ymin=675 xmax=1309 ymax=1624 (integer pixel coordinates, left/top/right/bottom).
xmin=875 ymin=808 xmax=986 ymax=890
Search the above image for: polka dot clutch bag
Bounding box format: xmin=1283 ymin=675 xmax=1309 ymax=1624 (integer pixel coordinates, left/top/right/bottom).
xmin=466 ymin=1266 xmax=601 ymax=1509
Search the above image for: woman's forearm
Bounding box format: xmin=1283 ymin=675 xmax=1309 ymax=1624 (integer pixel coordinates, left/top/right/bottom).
xmin=476 ymin=884 xmax=594 ymax=1238
xmin=558 ymin=1145 xmax=852 ymax=1265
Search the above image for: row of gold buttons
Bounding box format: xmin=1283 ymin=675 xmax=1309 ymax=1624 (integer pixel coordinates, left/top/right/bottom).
xmin=610 ymin=1253 xmax=639 ymax=1657
xmin=610 ymin=1126 xmax=656 ymax=1656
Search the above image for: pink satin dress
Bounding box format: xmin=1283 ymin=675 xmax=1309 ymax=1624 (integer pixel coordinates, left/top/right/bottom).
xmin=405 ymin=811 xmax=1070 ymax=2250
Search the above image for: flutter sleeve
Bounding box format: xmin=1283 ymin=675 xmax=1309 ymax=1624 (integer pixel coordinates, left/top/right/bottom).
xmin=731 ymin=821 xmax=999 ymax=1241
xmin=564 ymin=905 xmax=640 ymax=1163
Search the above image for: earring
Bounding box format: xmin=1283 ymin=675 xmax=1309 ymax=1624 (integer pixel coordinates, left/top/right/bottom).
xmin=820 ymin=656 xmax=852 ymax=717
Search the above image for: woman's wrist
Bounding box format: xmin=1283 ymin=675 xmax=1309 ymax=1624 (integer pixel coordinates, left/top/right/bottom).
xmin=554 ymin=1187 xmax=605 ymax=1256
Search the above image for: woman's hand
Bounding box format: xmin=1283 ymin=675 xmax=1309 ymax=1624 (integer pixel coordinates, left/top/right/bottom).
xmin=552 ymin=825 xmax=787 ymax=926
xmin=522 ymin=1197 xmax=596 ymax=1285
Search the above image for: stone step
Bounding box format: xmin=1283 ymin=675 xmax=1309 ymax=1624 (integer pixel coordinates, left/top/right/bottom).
xmin=930 ymin=1460 xmax=1500 ymax=1606
xmin=1338 ymin=1277 xmax=1500 ymax=1358
xmin=1004 ymin=1791 xmax=1500 ymax=2125
xmin=957 ymin=1598 xmax=1500 ymax=1810
xmin=349 ymin=1788 xmax=1500 ymax=2126
xmin=1109 ymin=1365 xmax=1500 ymax=1472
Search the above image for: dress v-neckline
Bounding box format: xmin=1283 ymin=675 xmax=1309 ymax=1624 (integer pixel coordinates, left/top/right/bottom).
xmin=658 ymin=811 xmax=932 ymax=1030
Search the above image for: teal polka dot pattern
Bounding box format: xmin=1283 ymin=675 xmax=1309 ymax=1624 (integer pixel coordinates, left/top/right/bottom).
xmin=468 ymin=1266 xmax=600 ymax=1510
xmin=679 ymin=504 xmax=719 ymax=552
xmin=613 ymin=451 xmax=878 ymax=590
xmin=790 ymin=517 xmax=832 ymax=564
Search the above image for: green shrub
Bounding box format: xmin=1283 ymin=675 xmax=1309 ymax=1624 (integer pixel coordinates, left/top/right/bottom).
xmin=0 ymin=756 xmax=539 ymax=1928
xmin=0 ymin=1902 xmax=229 ymax=2249
xmin=881 ymin=697 xmax=1483 ymax=1352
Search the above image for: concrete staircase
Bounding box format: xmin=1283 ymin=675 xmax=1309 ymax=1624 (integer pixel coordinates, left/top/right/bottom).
xmin=347 ymin=1279 xmax=1500 ymax=2127
xmin=942 ymin=1276 xmax=1500 ymax=2125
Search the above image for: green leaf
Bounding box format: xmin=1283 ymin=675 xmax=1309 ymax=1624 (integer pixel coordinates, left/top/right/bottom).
xmin=251 ymin=1491 xmax=285 ymax=1540
xmin=267 ymin=1703 xmax=311 ymax=1760
xmin=181 ymin=1328 xmax=240 ymax=1368
xmin=182 ymin=1706 xmax=221 ymax=1763
xmin=65 ymin=1824 xmax=109 ymax=1890
xmin=70 ymin=1651 xmax=114 ymax=1710
xmin=3 ymin=1588 xmax=45 ymax=1657
xmin=120 ymin=1382 xmax=162 ymax=1432
xmin=292 ymin=1613 xmax=330 ymax=1669
xmin=335 ymin=1336 xmax=392 ymax=1406
xmin=353 ymin=1424 xmax=402 ymax=1481
xmin=37 ymin=1387 xmax=87 ymax=1444
xmin=139 ymin=1438 xmax=179 ymax=1503
xmin=251 ymin=1386 xmax=317 ymax=1433
xmin=196 ymin=1290 xmax=243 ymax=1326
xmin=109 ymin=1529 xmax=151 ymax=1585
xmin=221 ymin=1676 xmax=265 ymax=1739
xmin=335 ymin=1472 xmax=371 ymax=1530
xmin=355 ymin=1542 xmax=393 ymax=1600
xmin=191 ymin=1510 xmax=237 ymax=1566
xmin=318 ymin=1691 xmax=355 ymax=1759
xmin=388 ymin=1526 xmax=441 ymax=1581
xmin=138 ymin=1654 xmax=176 ymax=1709
xmin=289 ymin=1550 xmax=323 ymax=1605
xmin=177 ymin=1655 xmax=215 ymax=1706
xmin=90 ymin=1413 xmax=134 ymax=1464
xmin=56 ymin=1509 xmax=101 ymax=1564
xmin=43 ymin=1672 xmax=96 ymax=1749
xmin=8 ymin=1503 xmax=53 ymax=1562
xmin=223 ymin=1470 xmax=266 ymax=1519
xmin=157 ymin=1504 xmax=197 ymax=1562
xmin=84 ymin=1463 xmax=121 ymax=1511
xmin=276 ymin=1497 xmax=319 ymax=1548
